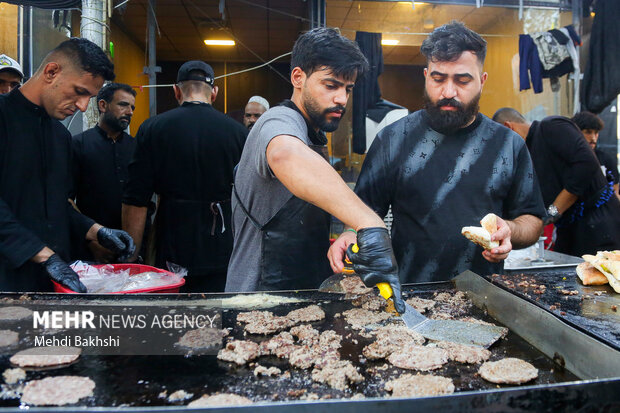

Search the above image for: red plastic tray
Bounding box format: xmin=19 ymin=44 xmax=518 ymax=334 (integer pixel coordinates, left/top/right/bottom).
xmin=52 ymin=263 xmax=185 ymax=294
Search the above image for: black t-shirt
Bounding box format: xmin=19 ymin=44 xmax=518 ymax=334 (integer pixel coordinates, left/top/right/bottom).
xmin=72 ymin=126 xmax=136 ymax=229
xmin=0 ymin=89 xmax=94 ymax=291
xmin=123 ymin=102 xmax=247 ymax=272
xmin=355 ymin=111 xmax=545 ymax=282
xmin=526 ymin=116 xmax=606 ymax=206
xmin=595 ymin=148 xmax=619 ymax=185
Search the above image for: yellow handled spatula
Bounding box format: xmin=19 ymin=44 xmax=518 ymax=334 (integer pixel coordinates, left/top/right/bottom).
xmin=376 ymin=280 xmax=505 ymax=348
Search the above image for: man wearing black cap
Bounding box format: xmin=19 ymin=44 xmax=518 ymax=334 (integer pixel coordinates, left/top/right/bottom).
xmin=122 ymin=60 xmax=247 ymax=292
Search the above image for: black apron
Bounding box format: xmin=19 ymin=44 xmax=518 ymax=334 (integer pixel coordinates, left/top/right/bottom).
xmin=233 ymin=101 xmax=332 ymax=290
xmin=155 ymin=197 xmax=232 ymax=275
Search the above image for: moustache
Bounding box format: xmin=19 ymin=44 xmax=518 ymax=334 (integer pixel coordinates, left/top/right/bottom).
xmin=324 ymin=106 xmax=346 ymax=116
xmin=435 ymin=98 xmax=463 ymax=110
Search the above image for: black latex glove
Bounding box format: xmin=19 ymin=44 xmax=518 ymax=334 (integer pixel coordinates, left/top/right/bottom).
xmin=97 ymin=227 xmax=136 ymax=262
xmin=347 ymin=227 xmax=405 ymax=314
xmin=42 ymin=254 xmax=87 ymax=293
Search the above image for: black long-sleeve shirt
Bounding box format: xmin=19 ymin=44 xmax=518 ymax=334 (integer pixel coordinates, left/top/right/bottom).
xmin=123 ymin=102 xmax=247 ymax=274
xmin=72 ymin=125 xmax=135 ymax=229
xmin=0 ymin=88 xmax=94 ymax=292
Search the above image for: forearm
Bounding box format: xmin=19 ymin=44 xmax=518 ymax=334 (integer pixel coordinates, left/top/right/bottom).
xmin=30 ymin=246 xmax=55 ymax=264
xmin=506 ymin=214 xmax=543 ymax=249
xmin=121 ymin=204 xmax=148 ymax=258
xmin=268 ymin=136 xmax=384 ymax=230
xmin=552 ymin=189 xmax=579 ymax=214
xmin=85 ymin=223 xmax=103 ymax=242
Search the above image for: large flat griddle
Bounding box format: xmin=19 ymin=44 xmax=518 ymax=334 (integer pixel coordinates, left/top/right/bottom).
xmin=0 ymin=272 xmax=618 ymax=412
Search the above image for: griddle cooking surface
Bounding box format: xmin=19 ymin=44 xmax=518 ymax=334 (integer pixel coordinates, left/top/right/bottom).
xmin=0 ymin=285 xmax=578 ymax=407
xmin=489 ymin=270 xmax=620 ymax=349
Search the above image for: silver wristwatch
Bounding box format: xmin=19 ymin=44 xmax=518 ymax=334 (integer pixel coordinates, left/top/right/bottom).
xmin=547 ymin=204 xmax=559 ymax=218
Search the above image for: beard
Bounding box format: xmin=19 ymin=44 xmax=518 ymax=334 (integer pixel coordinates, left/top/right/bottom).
xmin=103 ymin=112 xmax=131 ymax=132
xmin=302 ymin=90 xmax=346 ymax=132
xmin=423 ymin=90 xmax=481 ymax=135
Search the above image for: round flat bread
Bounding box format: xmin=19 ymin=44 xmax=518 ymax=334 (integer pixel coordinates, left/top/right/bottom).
xmin=385 ymin=373 xmax=455 ymax=397
xmin=0 ymin=330 xmax=18 ymax=347
xmin=21 ymin=376 xmax=95 ymax=406
xmin=10 ymin=346 xmax=81 ymax=368
xmin=0 ymin=306 xmax=32 ymax=321
xmin=479 ymin=358 xmax=538 ymax=384
xmin=388 ymin=345 xmax=449 ymax=371
xmin=188 ymin=393 xmax=252 ymax=407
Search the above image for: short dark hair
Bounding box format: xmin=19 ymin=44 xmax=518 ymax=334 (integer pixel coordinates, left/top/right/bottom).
xmin=290 ymin=27 xmax=368 ymax=81
xmin=571 ymin=111 xmax=604 ymax=131
xmin=47 ymin=38 xmax=115 ymax=81
xmin=421 ymin=21 xmax=487 ymax=65
xmin=492 ymin=107 xmax=526 ymax=124
xmin=96 ymin=82 xmax=136 ymax=113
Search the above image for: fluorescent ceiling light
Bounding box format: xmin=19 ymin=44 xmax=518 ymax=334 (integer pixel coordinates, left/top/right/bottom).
xmin=381 ymin=39 xmax=399 ymax=46
xmin=204 ymin=39 xmax=235 ymax=46
xmin=398 ymin=1 xmax=426 ymax=4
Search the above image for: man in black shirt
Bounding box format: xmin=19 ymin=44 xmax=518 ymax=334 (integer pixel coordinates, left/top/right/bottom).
xmin=0 ymin=38 xmax=135 ymax=293
xmin=493 ymin=108 xmax=620 ymax=256
xmin=123 ymin=61 xmax=247 ymax=292
xmin=72 ymin=83 xmax=137 ymax=262
xmin=328 ymin=22 xmax=545 ymax=282
xmin=571 ymin=111 xmax=619 ymax=200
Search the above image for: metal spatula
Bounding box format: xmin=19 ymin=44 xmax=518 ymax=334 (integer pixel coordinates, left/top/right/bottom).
xmin=377 ymin=283 xmax=506 ymax=348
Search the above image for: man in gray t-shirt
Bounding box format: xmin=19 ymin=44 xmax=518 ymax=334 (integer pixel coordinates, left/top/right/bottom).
xmin=226 ymin=28 xmax=406 ymax=314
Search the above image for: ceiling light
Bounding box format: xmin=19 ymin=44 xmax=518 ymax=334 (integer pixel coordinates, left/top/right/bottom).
xmin=204 ymin=39 xmax=235 ymax=46
xmin=381 ymin=39 xmax=399 ymax=46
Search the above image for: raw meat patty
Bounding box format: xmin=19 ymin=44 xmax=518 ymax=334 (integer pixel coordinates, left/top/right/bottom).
xmin=436 ymin=341 xmax=491 ymax=364
xmin=188 ymin=393 xmax=252 ymax=407
xmin=388 ymin=345 xmax=449 ymax=371
xmin=0 ymin=330 xmax=18 ymax=347
xmin=385 ymin=373 xmax=455 ymax=397
xmin=286 ymin=305 xmax=325 ymax=323
xmin=478 ymin=358 xmax=538 ymax=384
xmin=21 ymin=376 xmax=95 ymax=406
xmin=0 ymin=306 xmax=32 ymax=321
xmin=10 ymin=346 xmax=81 ymax=368
xmin=216 ymin=340 xmax=260 ymax=365
xmin=176 ymin=328 xmax=228 ymax=349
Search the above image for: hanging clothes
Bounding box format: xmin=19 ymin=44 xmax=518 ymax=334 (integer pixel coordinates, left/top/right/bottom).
xmin=582 ymin=0 xmax=620 ymax=113
xmin=519 ymin=25 xmax=582 ymax=95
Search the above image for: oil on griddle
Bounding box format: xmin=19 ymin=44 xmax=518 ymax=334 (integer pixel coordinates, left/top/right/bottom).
xmin=0 ymin=285 xmax=578 ymax=407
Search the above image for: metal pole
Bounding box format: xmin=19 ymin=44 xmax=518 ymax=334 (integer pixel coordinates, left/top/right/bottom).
xmin=81 ymin=0 xmax=108 ymax=130
xmin=144 ymin=0 xmax=160 ymax=117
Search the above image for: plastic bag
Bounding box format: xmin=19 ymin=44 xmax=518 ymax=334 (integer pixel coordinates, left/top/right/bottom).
xmin=70 ymin=261 xmax=186 ymax=293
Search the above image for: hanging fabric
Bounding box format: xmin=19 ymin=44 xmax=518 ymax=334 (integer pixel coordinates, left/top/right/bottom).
xmin=582 ymin=0 xmax=620 ymax=113
xmin=352 ymin=31 xmax=383 ymax=155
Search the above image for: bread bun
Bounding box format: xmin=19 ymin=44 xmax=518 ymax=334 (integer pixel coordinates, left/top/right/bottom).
xmin=461 ymin=226 xmax=499 ymax=250
xmin=480 ymin=213 xmax=497 ymax=235
xmin=576 ymin=262 xmax=608 ymax=286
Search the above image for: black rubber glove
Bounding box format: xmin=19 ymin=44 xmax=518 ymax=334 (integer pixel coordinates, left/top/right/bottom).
xmin=347 ymin=227 xmax=405 ymax=314
xmin=97 ymin=227 xmax=136 ymax=262
xmin=42 ymin=254 xmax=87 ymax=293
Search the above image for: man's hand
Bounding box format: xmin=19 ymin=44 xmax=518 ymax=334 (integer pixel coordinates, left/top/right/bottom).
xmin=482 ymin=216 xmax=512 ymax=263
xmin=40 ymin=254 xmax=87 ymax=293
xmin=346 ymin=227 xmax=405 ymax=314
xmin=96 ymin=227 xmax=136 ymax=262
xmin=327 ymin=230 xmax=357 ymax=273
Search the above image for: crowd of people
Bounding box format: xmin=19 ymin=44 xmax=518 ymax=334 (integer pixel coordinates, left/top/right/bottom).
xmin=0 ymin=22 xmax=618 ymax=309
